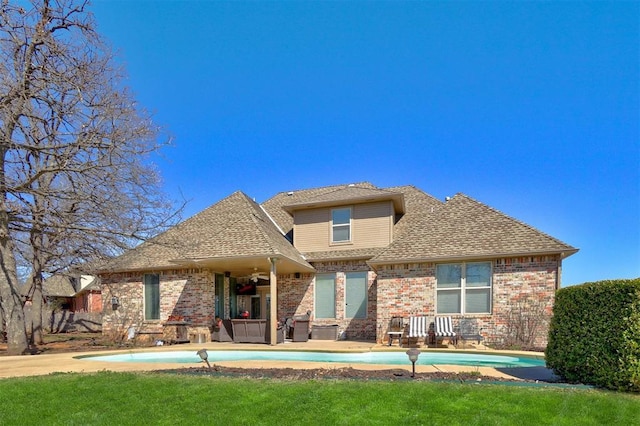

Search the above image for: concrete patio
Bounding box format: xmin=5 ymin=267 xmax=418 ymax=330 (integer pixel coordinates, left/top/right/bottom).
xmin=0 ymin=340 xmax=556 ymax=382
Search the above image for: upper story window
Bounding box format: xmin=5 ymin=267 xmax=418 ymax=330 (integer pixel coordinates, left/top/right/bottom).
xmin=331 ymin=207 xmax=351 ymax=243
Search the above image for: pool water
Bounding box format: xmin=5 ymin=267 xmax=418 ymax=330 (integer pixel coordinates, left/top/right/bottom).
xmin=81 ymin=350 xmax=545 ymax=368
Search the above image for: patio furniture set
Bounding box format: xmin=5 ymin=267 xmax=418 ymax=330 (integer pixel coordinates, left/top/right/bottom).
xmin=212 ymin=315 xmax=315 ymax=344
xmin=387 ymin=316 xmax=484 ymax=348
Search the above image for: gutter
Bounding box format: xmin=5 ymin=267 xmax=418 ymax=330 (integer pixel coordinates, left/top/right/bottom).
xmin=368 ymin=248 xmax=580 ymax=268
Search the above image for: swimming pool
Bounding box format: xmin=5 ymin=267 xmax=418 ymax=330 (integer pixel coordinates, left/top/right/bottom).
xmin=81 ymin=350 xmax=545 ymax=368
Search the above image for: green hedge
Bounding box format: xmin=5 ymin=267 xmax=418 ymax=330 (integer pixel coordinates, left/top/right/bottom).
xmin=546 ymin=278 xmax=640 ymax=392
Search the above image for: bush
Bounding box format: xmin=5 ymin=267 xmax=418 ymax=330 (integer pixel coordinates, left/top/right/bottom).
xmin=546 ymin=278 xmax=640 ymax=392
xmin=501 ymin=294 xmax=550 ymax=351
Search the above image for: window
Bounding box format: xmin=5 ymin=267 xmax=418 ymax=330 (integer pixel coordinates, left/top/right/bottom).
xmin=214 ymin=273 xmax=224 ymax=319
xmin=315 ymin=274 xmax=336 ymax=318
xmin=436 ymin=262 xmax=491 ymax=314
xmin=345 ymin=272 xmax=367 ymax=318
xmin=331 ymin=207 xmax=351 ymax=243
xmin=144 ymin=274 xmax=160 ymax=320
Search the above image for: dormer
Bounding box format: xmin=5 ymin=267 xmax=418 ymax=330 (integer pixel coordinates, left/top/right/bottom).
xmin=282 ymin=185 xmax=405 ymax=253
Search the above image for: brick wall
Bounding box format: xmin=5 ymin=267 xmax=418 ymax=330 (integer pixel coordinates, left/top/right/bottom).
xmin=375 ymin=263 xmax=436 ymax=344
xmin=375 ymin=256 xmax=559 ymax=347
xmin=491 ymin=256 xmax=559 ymax=348
xmin=100 ymin=269 xmax=215 ymax=339
xmin=99 ymin=255 xmax=559 ymax=347
xmin=275 ymin=260 xmax=378 ymax=341
xmin=276 ymin=273 xmax=315 ymax=320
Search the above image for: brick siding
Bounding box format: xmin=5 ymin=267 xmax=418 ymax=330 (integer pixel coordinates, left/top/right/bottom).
xmin=375 ymin=256 xmax=559 ymax=347
xmin=101 ymin=269 xmax=215 ymax=339
xmin=100 ymin=256 xmax=559 ymax=347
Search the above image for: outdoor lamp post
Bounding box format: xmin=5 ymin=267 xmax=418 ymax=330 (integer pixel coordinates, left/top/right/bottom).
xmin=196 ymin=349 xmax=211 ymax=369
xmin=406 ymin=348 xmax=420 ymax=378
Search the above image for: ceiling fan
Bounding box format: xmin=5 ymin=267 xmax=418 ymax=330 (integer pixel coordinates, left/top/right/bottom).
xmin=250 ymin=268 xmax=269 ymax=282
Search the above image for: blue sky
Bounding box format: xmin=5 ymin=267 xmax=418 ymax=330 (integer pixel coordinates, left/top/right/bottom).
xmin=90 ymin=1 xmax=639 ymax=286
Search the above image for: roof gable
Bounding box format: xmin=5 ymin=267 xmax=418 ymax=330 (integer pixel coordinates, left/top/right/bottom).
xmin=99 ymin=191 xmax=312 ymax=273
xmin=262 ymin=182 xmax=378 ymax=235
xmin=264 ymin=183 xmax=442 ymax=262
xmin=281 ymin=185 xmax=405 ymax=214
xmin=100 ymin=183 xmax=577 ymax=273
xmin=42 ymin=275 xmax=77 ymax=297
xmin=176 ymin=192 xmax=308 ymax=263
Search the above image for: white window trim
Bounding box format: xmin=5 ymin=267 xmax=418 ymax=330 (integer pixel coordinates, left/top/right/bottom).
xmin=436 ymin=262 xmax=492 ymax=315
xmin=330 ymin=206 xmax=352 ymax=245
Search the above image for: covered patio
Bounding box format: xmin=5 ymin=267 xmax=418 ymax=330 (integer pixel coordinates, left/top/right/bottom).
xmin=168 ymin=254 xmax=315 ymax=346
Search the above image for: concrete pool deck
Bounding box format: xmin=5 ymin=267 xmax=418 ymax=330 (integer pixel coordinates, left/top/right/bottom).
xmin=0 ymin=340 xmax=557 ymax=381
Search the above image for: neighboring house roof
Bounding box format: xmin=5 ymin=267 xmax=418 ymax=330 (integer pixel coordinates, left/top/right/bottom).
xmin=370 ymin=193 xmax=578 ymax=264
xmin=41 ymin=275 xmax=77 ymax=297
xmin=25 ymin=274 xmax=101 ymax=298
xmin=98 ymin=191 xmax=314 ymax=275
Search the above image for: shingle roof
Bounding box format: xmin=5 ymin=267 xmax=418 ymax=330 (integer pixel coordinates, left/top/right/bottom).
xmin=99 ymin=191 xmax=312 ymax=273
xmin=384 ymin=185 xmax=444 ymax=238
xmin=262 ymin=182 xmax=378 ymax=236
xmin=176 ymin=192 xmax=303 ymax=261
xmin=100 ymin=183 xmax=577 ymax=273
xmin=41 ymin=275 xmax=77 ymax=297
xmin=281 ymin=185 xmax=405 ymax=214
xmin=303 ymin=247 xmax=385 ymax=262
xmin=370 ymin=193 xmax=578 ymax=263
xmin=22 ymin=274 xmax=100 ymax=298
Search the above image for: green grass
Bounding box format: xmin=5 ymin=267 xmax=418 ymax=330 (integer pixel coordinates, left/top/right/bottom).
xmin=0 ymin=372 xmax=638 ymax=425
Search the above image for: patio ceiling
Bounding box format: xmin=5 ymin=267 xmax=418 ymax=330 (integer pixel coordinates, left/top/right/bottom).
xmin=169 ymin=255 xmax=315 ymax=277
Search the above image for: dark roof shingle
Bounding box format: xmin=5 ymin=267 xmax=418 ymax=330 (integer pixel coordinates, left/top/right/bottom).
xmin=262 ymin=182 xmax=377 ymax=235
xmin=281 ymin=185 xmax=405 ymax=214
xmin=370 ymin=193 xmax=578 ymax=263
xmin=101 ymin=183 xmax=577 ymax=273
xmin=99 ymin=191 xmax=312 ymax=272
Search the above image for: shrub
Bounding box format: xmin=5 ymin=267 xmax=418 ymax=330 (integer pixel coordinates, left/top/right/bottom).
xmin=546 ymin=278 xmax=640 ymax=392
xmin=501 ymin=294 xmax=550 ymax=350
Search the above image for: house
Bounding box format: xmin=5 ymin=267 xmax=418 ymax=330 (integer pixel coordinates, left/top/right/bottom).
xmin=21 ymin=274 xmax=103 ymax=333
xmin=96 ymin=182 xmax=577 ymax=347
xmin=41 ymin=275 xmax=103 ymax=313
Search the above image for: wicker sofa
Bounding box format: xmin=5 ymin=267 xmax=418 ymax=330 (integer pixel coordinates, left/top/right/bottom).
xmin=231 ymin=319 xmax=285 ymax=343
xmin=212 ymin=319 xmax=233 ymax=342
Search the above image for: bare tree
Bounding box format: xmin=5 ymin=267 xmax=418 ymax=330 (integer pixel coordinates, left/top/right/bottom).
xmin=0 ymin=0 xmax=181 ymax=354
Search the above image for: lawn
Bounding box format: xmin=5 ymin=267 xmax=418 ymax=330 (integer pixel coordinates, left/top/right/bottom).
xmin=0 ymin=372 xmax=638 ymax=425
